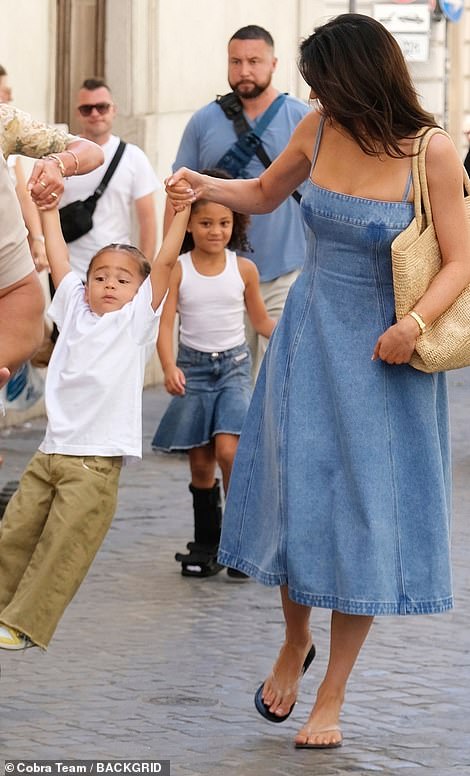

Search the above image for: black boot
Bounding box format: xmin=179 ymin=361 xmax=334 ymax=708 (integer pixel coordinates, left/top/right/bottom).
xmin=175 ymin=480 xmax=224 ymax=577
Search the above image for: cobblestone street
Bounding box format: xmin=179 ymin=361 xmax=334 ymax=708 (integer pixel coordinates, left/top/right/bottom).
xmin=0 ymin=374 xmax=470 ymax=776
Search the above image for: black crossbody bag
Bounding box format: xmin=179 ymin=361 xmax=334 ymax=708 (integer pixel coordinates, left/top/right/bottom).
xmin=216 ymin=92 xmax=302 ymax=204
xmin=59 ymin=140 xmax=126 ymax=243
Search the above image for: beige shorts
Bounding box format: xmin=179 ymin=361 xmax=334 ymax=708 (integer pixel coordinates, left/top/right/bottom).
xmin=0 ymin=154 xmax=34 ymax=290
xmin=0 ymin=238 xmax=34 ymax=291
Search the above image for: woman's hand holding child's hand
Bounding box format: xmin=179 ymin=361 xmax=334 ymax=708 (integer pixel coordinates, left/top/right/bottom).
xmin=164 ymin=365 xmax=186 ymax=396
xmin=165 ymin=171 xmax=203 ymax=212
xmin=372 ymin=315 xmax=420 ymax=365
xmin=28 ymin=158 xmax=65 ymax=210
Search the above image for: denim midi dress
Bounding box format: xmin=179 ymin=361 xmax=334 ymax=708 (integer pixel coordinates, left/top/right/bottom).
xmin=218 ymin=123 xmax=452 ymax=616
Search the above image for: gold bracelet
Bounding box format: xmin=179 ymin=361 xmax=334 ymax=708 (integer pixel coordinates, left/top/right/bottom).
xmin=44 ymin=154 xmax=66 ymax=177
xmin=408 ymin=310 xmax=427 ymax=335
xmin=63 ymin=148 xmax=80 ymax=175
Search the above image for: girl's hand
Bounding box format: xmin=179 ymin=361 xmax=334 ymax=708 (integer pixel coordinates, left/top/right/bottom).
xmin=165 ymin=169 xmax=204 ymax=211
xmin=372 ymin=316 xmax=420 ymax=364
xmin=164 ymin=365 xmax=186 ymax=396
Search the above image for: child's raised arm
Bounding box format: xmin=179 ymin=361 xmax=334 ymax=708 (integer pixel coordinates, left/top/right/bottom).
xmin=39 ymin=208 xmax=71 ymax=289
xmin=157 ymin=263 xmax=186 ymax=396
xmin=150 ymin=206 xmax=190 ymax=311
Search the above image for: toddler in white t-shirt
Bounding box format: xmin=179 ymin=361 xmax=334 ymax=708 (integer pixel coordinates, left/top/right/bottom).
xmin=0 ymin=203 xmax=189 ymax=651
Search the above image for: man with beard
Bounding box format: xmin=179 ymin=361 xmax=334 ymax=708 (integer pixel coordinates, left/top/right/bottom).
xmin=164 ymin=25 xmax=309 ymax=375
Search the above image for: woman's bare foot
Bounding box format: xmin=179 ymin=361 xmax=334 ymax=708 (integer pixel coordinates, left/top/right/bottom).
xmin=261 ymin=638 xmax=313 ymax=718
xmin=295 ymin=686 xmax=344 ymax=748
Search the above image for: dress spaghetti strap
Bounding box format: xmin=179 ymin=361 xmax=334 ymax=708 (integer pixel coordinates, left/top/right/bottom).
xmin=310 ymin=115 xmax=326 ymax=175
xmin=401 ymin=169 xmax=413 ymax=202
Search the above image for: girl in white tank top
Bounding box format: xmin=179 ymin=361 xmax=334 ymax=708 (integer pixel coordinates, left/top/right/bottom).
xmin=153 ymin=169 xmax=275 ymax=578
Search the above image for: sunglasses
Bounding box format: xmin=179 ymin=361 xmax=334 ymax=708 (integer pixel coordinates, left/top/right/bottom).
xmin=77 ymin=102 xmax=112 ymax=117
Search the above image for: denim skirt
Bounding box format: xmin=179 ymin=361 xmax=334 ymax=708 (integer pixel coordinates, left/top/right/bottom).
xmin=152 ymin=342 xmax=252 ymax=451
xmin=219 ymin=182 xmax=452 ymax=616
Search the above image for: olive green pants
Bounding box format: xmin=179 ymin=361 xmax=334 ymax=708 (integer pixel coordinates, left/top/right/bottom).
xmin=0 ymin=451 xmax=122 ymax=649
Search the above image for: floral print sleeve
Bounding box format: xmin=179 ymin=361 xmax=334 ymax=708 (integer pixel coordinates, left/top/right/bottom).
xmin=0 ymin=103 xmax=76 ymax=159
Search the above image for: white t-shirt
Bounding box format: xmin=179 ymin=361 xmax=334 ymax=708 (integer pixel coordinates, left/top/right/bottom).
xmin=39 ymin=272 xmax=163 ymax=461
xmin=60 ymin=135 xmax=160 ymax=279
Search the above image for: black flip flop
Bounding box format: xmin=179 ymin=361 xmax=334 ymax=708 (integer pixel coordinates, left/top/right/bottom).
xmin=254 ymin=643 xmax=316 ymax=723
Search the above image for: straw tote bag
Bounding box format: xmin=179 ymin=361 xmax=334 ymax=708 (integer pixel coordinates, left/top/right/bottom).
xmin=391 ymin=126 xmax=470 ymax=373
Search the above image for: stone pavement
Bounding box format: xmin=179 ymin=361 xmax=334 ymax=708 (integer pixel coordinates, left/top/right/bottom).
xmin=0 ymin=375 xmax=470 ymax=776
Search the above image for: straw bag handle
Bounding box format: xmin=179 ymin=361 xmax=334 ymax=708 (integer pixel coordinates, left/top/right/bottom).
xmin=412 ymin=126 xmax=470 ymax=232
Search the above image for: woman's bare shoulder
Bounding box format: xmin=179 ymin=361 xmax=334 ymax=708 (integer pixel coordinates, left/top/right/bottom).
xmin=426 ymin=130 xmax=459 ymax=161
xmin=290 ymin=109 xmax=322 ymax=157
xmin=426 ymin=131 xmax=462 ymax=182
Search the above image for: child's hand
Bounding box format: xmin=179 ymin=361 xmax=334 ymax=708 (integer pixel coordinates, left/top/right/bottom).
xmin=163 ymin=366 xmax=186 ymax=396
xmin=165 ymin=171 xmax=202 ymax=212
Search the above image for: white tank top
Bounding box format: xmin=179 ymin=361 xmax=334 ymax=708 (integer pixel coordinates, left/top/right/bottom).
xmin=178 ymin=250 xmax=246 ymax=352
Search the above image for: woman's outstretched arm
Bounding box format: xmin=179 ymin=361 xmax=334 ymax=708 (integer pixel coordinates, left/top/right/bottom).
xmin=166 ymin=112 xmax=316 ymax=215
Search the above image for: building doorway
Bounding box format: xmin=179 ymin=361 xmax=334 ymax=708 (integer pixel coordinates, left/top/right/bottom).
xmin=55 ymin=0 xmax=106 ymax=131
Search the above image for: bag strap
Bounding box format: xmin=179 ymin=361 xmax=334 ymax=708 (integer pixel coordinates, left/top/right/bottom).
xmin=413 ymin=127 xmax=470 ymax=232
xmin=92 ymin=139 xmax=127 ymax=201
xmin=216 ymin=92 xmax=285 ymax=171
xmin=217 ymin=91 xmax=285 ymax=142
xmin=217 ymin=92 xmax=302 ymax=204
xmin=250 ymin=93 xmax=286 ymax=137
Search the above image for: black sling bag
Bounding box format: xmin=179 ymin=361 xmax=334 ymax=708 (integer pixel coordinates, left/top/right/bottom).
xmin=59 ymin=140 xmax=127 ymax=243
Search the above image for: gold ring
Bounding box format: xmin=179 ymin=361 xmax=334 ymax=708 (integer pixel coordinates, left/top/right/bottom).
xmin=39 ymin=180 xmax=47 ymax=189
xmin=50 ymin=192 xmax=58 ymax=199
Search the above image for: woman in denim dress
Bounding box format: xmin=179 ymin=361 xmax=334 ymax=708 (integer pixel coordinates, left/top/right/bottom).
xmin=165 ymin=15 xmax=470 ymax=749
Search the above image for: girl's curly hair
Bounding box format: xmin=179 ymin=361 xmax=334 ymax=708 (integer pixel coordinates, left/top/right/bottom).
xmin=180 ymin=168 xmax=251 ymax=254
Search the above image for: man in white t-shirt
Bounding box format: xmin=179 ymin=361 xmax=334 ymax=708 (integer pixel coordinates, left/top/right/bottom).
xmin=60 ymin=77 xmax=160 ymax=280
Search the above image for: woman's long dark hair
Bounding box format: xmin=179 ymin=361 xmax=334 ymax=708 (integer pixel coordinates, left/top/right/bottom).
xmin=181 ymin=168 xmax=251 ymax=254
xmin=298 ymin=14 xmax=438 ymax=157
